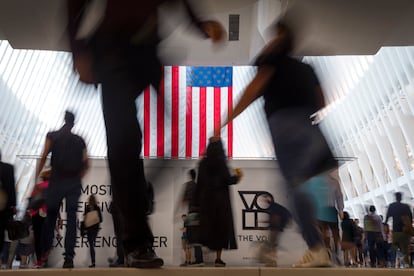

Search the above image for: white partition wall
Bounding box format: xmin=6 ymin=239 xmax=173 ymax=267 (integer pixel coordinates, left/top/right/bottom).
xmin=42 ymin=158 xmax=306 ymax=268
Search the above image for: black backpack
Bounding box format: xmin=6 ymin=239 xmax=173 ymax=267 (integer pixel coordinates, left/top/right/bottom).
xmin=51 ymin=132 xmax=85 ymax=176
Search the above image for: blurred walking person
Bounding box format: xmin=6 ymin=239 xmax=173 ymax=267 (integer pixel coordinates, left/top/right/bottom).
xmin=34 ymin=111 xmax=89 ymax=268
xmin=217 ymin=20 xmax=337 ymax=267
xmin=179 ymin=169 xmax=204 ymax=266
xmin=257 ymin=194 xmax=291 ymax=267
xmin=29 ymin=169 xmax=50 ymax=263
xmin=67 ymin=0 xmax=225 ymax=268
xmin=385 ymin=192 xmax=413 ymax=268
xmin=0 ymin=150 xmax=17 ymax=257
xmin=363 ymin=205 xmax=385 ymax=268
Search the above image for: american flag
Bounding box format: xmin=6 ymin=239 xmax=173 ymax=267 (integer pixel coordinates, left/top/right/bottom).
xmin=139 ymin=66 xmax=233 ymax=159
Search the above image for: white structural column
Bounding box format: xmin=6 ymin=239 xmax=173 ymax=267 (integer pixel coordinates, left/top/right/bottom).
xmin=307 ymin=47 xmax=414 ymax=219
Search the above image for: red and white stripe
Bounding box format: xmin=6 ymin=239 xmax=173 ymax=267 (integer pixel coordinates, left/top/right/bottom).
xmin=138 ymin=66 xmax=233 ymax=159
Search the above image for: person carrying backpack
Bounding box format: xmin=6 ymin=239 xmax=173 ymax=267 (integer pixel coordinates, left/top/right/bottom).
xmin=33 ymin=110 xmax=89 ymax=269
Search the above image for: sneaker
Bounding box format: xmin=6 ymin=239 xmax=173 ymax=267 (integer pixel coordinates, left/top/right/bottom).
xmin=63 ymin=258 xmax=74 ymax=269
xmin=19 ymin=264 xmax=29 ymax=269
xmin=88 ymin=264 xmax=95 ymax=268
xmin=126 ymin=248 xmax=164 ymax=268
xmin=264 ymin=261 xmax=277 ymax=267
xmin=292 ymin=247 xmax=332 ymax=268
xmin=190 ymin=261 xmax=205 ymax=267
xmin=33 ymin=259 xmax=48 ymax=269
xmin=109 ymin=261 xmax=125 ymax=267
xmin=179 ymin=262 xmax=188 ymax=267
xmin=215 ymin=259 xmax=226 ymax=267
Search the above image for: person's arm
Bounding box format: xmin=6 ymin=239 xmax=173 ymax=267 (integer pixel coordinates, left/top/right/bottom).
xmin=332 ymin=177 xmax=344 ymax=220
xmin=385 ymin=205 xmax=391 ymax=224
xmin=98 ymin=207 xmax=103 ymax=223
xmin=67 ymin=0 xmax=88 ymax=55
xmin=181 ymin=0 xmax=225 ymax=43
xmin=315 ymin=85 xmax=326 ymax=110
xmin=8 ymin=164 xmax=17 ymax=209
xmin=81 ymin=147 xmax=89 ymax=178
xmin=215 ymin=65 xmax=274 ymax=136
xmin=35 ymin=137 xmax=52 ymax=180
xmin=67 ymin=0 xmax=97 ymax=84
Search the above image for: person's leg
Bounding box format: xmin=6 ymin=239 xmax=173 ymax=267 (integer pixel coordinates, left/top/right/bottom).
xmin=39 ymin=179 xmax=63 ymax=262
xmin=1 ymin=241 xmax=11 ymax=265
xmin=180 ymin=239 xmax=187 ymax=266
xmin=374 ymin=234 xmax=385 ymax=267
xmin=21 ymin=254 xmax=28 ymax=265
xmin=110 ymin=203 xmax=124 ymax=265
xmin=193 ymin=245 xmax=203 ymax=264
xmin=100 ymin=60 xmax=162 ymax=268
xmin=266 ymin=230 xmax=279 ymax=266
xmin=63 ymin=179 xmax=82 ymax=263
xmin=397 ymin=232 xmax=411 ymax=267
xmin=185 ymin=244 xmax=191 ymax=264
xmin=87 ymin=231 xmax=98 ymax=266
xmin=102 ymin=83 xmax=153 ymax=242
xmin=318 ymin=221 xmax=330 ymax=250
xmin=357 ymin=245 xmax=364 ymax=265
xmin=366 ymin=232 xmax=377 ymax=267
xmin=291 ymin=186 xmax=324 ymax=249
xmin=329 ymin=222 xmax=340 ymax=254
xmin=268 ymin=111 xmax=330 ymax=268
xmin=215 ymin=249 xmax=225 ymax=266
xmin=31 ymin=214 xmax=44 ymax=261
xmin=0 ymin=212 xmax=6 ymax=255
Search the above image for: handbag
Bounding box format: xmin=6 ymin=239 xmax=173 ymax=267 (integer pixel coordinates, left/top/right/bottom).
xmin=7 ymin=220 xmax=29 ymax=240
xmin=84 ymin=209 xmax=99 ymax=228
xmin=0 ymin=186 xmax=7 ymax=211
xmin=186 ymin=212 xmax=201 ymax=244
xmin=28 ymin=189 xmax=45 ymax=210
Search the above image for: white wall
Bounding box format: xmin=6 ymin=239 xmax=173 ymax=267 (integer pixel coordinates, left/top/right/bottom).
xmin=46 ymin=158 xmax=307 ymax=268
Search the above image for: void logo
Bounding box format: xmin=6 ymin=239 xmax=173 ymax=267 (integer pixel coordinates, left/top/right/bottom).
xmin=238 ymin=191 xmax=273 ymax=230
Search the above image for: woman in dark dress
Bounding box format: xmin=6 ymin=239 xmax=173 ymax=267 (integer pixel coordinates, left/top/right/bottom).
xmin=195 ymin=137 xmax=242 ymax=267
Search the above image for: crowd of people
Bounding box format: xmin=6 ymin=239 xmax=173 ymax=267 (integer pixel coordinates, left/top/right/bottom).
xmin=1 ymin=0 xmax=414 ymax=271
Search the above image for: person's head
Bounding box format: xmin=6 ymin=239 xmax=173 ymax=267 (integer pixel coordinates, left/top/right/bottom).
xmin=369 ymin=205 xmax=376 ymax=213
xmin=64 ymin=110 xmax=75 ymax=128
xmin=40 ymin=168 xmax=51 ymax=181
xmin=395 ymin=192 xmax=402 ymax=202
xmin=206 ymin=137 xmax=225 ymax=159
xmin=263 ymin=193 xmax=274 ymax=204
xmin=181 ymin=214 xmax=187 ymax=221
xmin=88 ymin=194 xmax=98 ymax=206
xmin=270 ymin=19 xmax=294 ymax=54
xmin=189 ymin=169 xmax=196 ymax=180
xmin=354 ymin=218 xmax=360 ymax=225
xmin=343 ymin=211 xmax=350 ymax=220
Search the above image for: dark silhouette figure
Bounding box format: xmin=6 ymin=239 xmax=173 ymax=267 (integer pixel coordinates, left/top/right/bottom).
xmin=195 ymin=137 xmax=241 ymax=267
xmin=67 ymin=0 xmax=225 ymax=268
xmin=385 ymin=192 xmax=413 ymax=268
xmin=34 ymin=111 xmax=89 ymax=268
xmin=0 ymin=150 xmax=16 ymax=255
xmin=218 ymin=20 xmax=337 ymax=267
xmin=84 ymin=195 xmax=103 ymax=268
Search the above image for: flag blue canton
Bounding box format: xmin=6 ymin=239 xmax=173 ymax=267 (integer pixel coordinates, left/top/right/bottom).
xmin=186 ymin=66 xmax=232 ymax=87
